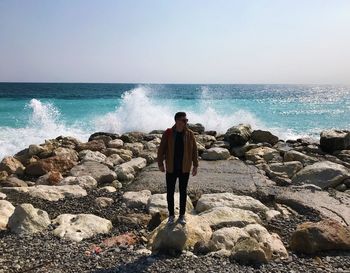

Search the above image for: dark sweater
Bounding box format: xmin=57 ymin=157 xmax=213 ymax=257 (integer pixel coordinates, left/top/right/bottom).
xmin=173 ymin=130 xmax=184 ymax=171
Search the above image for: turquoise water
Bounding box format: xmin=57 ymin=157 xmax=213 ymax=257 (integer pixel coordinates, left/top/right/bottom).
xmin=0 ymin=83 xmax=349 ymax=160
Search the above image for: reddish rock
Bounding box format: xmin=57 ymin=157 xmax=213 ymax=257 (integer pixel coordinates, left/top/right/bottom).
xmin=0 ymin=156 xmax=25 ymax=175
xmin=102 ymin=232 xmax=138 ymax=248
xmin=25 ymin=156 xmax=77 ymax=177
xmin=76 ymin=139 xmax=106 ymax=152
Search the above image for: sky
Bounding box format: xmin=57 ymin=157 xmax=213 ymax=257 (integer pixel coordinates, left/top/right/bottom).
xmin=0 ymin=0 xmax=349 ymax=84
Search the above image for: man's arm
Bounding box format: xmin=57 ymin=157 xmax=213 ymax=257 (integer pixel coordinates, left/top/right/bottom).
xmin=192 ymin=132 xmax=199 ymax=168
xmin=157 ymin=130 xmax=167 ymax=171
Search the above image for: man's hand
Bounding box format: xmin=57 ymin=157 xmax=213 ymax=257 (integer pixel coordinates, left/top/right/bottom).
xmin=192 ymin=166 xmax=198 ymax=176
xmin=159 ymin=165 xmax=165 ymax=172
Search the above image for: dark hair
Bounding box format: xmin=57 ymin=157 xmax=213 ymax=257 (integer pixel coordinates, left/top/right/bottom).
xmin=174 ymin=112 xmax=186 ymax=121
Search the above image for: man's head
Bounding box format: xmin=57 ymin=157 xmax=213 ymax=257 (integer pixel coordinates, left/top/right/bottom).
xmin=174 ymin=112 xmax=188 ymax=130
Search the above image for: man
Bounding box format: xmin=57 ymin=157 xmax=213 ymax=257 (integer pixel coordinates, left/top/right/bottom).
xmin=157 ymin=112 xmax=199 ymax=225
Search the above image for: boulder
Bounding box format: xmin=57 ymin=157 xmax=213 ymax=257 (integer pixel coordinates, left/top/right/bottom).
xmin=195 ymin=134 xmax=217 ymax=148
xmin=251 ymin=130 xmax=279 ymax=145
xmin=105 ymin=154 xmax=124 ymax=166
xmin=269 ymin=161 xmax=303 ymax=178
xmin=0 ymin=176 xmax=28 ymax=187
xmin=290 ymin=219 xmax=350 ymax=254
xmin=195 ymin=193 xmax=269 ymax=214
xmin=0 ymin=170 xmax=8 ymax=181
xmin=147 ymin=214 xmax=212 ymax=253
xmin=0 ymin=200 xmax=15 ymax=230
xmin=104 ymin=148 xmax=133 ymax=161
xmin=188 ymin=123 xmax=205 ymax=134
xmin=115 ymin=157 xmax=147 ymax=182
xmin=8 ymin=204 xmax=50 ymax=234
xmin=120 ymin=131 xmax=145 ymax=143
xmin=201 ymin=147 xmax=230 ymax=161
xmin=58 ymin=175 xmax=97 ymax=189
xmin=70 ymin=161 xmax=117 ymax=184
xmin=52 ymin=214 xmax=112 ymax=242
xmin=320 ymin=129 xmax=350 ymax=153
xmin=245 ymin=146 xmax=281 ymax=163
xmin=124 ymin=142 xmax=144 ymax=156
xmin=36 ymin=171 xmax=63 ymax=185
xmin=88 ymin=132 xmax=119 ymax=142
xmin=0 ymin=192 xmax=6 ymax=199
xmin=198 ymin=206 xmax=261 ymax=228
xmin=225 ymin=124 xmax=252 ymax=147
xmin=76 ymin=139 xmax=106 ymax=152
xmin=291 ymin=161 xmax=350 ymax=189
xmin=0 ymin=156 xmax=25 ymax=175
xmin=284 ymin=150 xmax=318 ymax=165
xmin=78 ymin=150 xmax=107 ymax=163
xmin=147 ymin=193 xmax=194 ymax=219
xmin=52 ymin=147 xmax=79 ymax=162
xmin=122 ymin=190 xmax=151 ymax=209
xmin=108 ymin=139 xmax=124 ymax=149
xmin=25 ymin=155 xmax=77 ymax=177
xmin=208 ymin=227 xmax=250 ymax=252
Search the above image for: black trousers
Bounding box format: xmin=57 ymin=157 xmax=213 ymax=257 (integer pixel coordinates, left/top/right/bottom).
xmin=166 ymin=169 xmax=190 ymax=216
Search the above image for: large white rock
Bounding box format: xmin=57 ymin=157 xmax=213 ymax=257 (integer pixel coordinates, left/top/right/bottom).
xmin=108 ymin=139 xmax=124 ymax=149
xmin=78 ymin=150 xmax=107 ymax=163
xmin=198 ymin=206 xmax=261 ymax=228
xmin=122 ymin=190 xmax=151 ymax=209
xmin=147 ymin=193 xmax=194 ymax=219
xmin=0 ymin=200 xmax=15 ymax=230
xmin=8 ymin=204 xmax=50 ymax=234
xmin=202 ymin=147 xmax=231 ymax=161
xmin=148 ymin=214 xmax=212 ymax=253
xmin=59 ymin=175 xmax=98 ymax=189
xmin=208 ymin=227 xmax=250 ymax=252
xmin=245 ymin=147 xmax=281 ymax=163
xmin=195 ymin=193 xmax=269 ymax=214
xmin=291 ymin=161 xmax=350 ymax=189
xmin=52 ymin=214 xmax=112 ymax=242
xmin=115 ymin=157 xmax=147 ymax=182
xmin=124 ymin=142 xmax=144 ymax=156
xmin=70 ymin=161 xmax=117 ymax=184
xmin=0 ymin=185 xmax=87 ymax=201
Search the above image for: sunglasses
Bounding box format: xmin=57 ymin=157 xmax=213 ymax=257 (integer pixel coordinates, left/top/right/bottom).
xmin=178 ymin=118 xmax=188 ymax=123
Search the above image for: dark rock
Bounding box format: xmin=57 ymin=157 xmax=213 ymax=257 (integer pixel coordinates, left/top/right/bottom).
xmin=320 ymin=130 xmax=350 ymax=153
xmin=88 ymin=132 xmax=119 ymax=142
xmin=76 ymin=139 xmax=106 ymax=152
xmin=224 ymin=124 xmax=252 ymax=147
xmin=188 ymin=123 xmax=205 ymax=134
xmin=251 ymin=130 xmax=279 ymax=145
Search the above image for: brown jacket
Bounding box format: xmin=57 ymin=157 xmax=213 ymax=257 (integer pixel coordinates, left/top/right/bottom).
xmin=157 ymin=124 xmax=199 ymax=173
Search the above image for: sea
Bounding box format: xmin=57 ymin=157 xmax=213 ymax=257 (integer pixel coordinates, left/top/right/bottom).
xmin=0 ymin=83 xmax=349 ymax=160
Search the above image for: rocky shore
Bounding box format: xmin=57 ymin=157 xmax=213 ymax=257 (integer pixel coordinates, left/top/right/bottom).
xmin=0 ymin=124 xmax=350 ymax=273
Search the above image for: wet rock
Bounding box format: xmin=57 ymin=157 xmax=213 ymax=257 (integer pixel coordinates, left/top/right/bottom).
xmin=225 ymin=124 xmax=252 ymax=147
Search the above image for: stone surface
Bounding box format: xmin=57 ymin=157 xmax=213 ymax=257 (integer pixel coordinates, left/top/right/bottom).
xmin=36 ymin=171 xmax=63 ymax=185
xmin=107 ymin=139 xmax=124 ymax=149
xmin=95 ymin=197 xmax=114 ymax=208
xmin=198 ymin=206 xmax=261 ymax=228
xmin=290 ymin=219 xmax=350 ymax=254
xmin=52 ymin=214 xmax=112 ymax=242
xmin=122 ymin=190 xmax=151 ymax=208
xmin=291 ymin=161 xmax=350 ymax=189
xmin=8 ymin=204 xmax=50 ymax=234
xmin=58 ymin=175 xmax=98 ymax=189
xmin=245 ymin=147 xmax=281 ymax=163
xmin=251 ymin=130 xmax=279 ymax=145
xmin=78 ymin=150 xmax=107 ymax=163
xmin=225 ymin=124 xmax=252 ymax=147
xmin=201 ymin=147 xmax=230 ymax=161
xmin=0 ymin=200 xmax=15 ymax=230
xmin=195 ymin=192 xmax=269 ymax=214
xmin=115 ymin=157 xmax=147 ymax=182
xmin=25 ymin=156 xmax=77 ymax=177
xmin=147 ymin=193 xmax=194 ymax=219
xmin=76 ymin=139 xmax=106 ymax=152
xmin=126 ymin=161 xmax=273 ymax=195
xmin=147 ymin=214 xmax=212 ymax=253
xmin=70 ymin=161 xmax=117 ymax=184
xmin=283 ymin=150 xmax=318 ymax=165
xmin=320 ymin=129 xmax=350 ymax=153
xmin=0 ymin=156 xmax=25 ymax=175
xmin=0 ymin=176 xmax=28 ymax=187
xmin=269 ymin=161 xmax=303 ymax=178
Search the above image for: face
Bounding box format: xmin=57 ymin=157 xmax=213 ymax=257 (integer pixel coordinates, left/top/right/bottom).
xmin=176 ymin=116 xmax=188 ymax=127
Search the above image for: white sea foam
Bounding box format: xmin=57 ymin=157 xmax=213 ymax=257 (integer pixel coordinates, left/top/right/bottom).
xmin=0 ymin=87 xmax=305 ymax=160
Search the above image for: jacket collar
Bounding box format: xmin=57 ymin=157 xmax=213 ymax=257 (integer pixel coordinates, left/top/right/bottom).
xmin=171 ymin=123 xmax=188 ymax=133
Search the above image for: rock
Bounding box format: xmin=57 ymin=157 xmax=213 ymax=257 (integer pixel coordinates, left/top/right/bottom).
xmin=269 ymin=161 xmax=303 ymax=178
xmin=0 ymin=192 xmax=6 ymax=199
xmin=104 ymin=148 xmax=133 ymax=161
xmin=265 ymin=210 xmax=281 ymax=221
xmin=115 ymin=157 xmax=147 ymax=182
xmin=198 ymin=206 xmax=261 ymax=228
xmin=70 ymin=161 xmax=117 ymax=184
xmin=78 ymin=150 xmax=107 ymax=163
xmin=36 ymin=171 xmax=63 ymax=185
xmin=8 ymin=204 xmax=50 ymax=234
xmin=195 ymin=193 xmax=269 ymax=214
xmin=98 ymin=186 xmax=117 ymax=193
xmin=290 ymin=219 xmax=350 ymax=254
xmin=291 ymin=161 xmax=350 ymax=189
xmin=336 ymin=183 xmax=347 ymax=192
xmin=188 ymin=123 xmax=205 ymax=134
xmin=0 ymin=185 xmax=87 ymax=201
xmin=0 ymin=200 xmax=15 ymax=230
xmin=0 ymin=156 xmax=25 ymax=175
xmin=139 ymin=151 xmax=157 ymax=164
xmin=52 ymin=214 xmax=112 ymax=242
xmin=0 ymin=176 xmax=28 ymax=187
xmin=224 ymin=124 xmax=252 ymax=147
xmin=201 ymin=147 xmax=230 ymax=161
xmin=124 ymin=142 xmax=144 ymax=156
xmin=25 ymin=156 xmax=77 ymax=177
xmin=147 ymin=214 xmax=212 ymax=253
xmin=28 ymin=144 xmax=46 ymax=156
xmin=147 ymin=193 xmax=194 ymax=219
xmin=88 ymin=132 xmax=119 ymax=142
xmin=320 ymin=129 xmax=350 ymax=153
xmin=95 ymin=197 xmax=114 ymax=207
xmin=195 ymin=134 xmax=217 ymax=148
xmin=59 ymin=175 xmax=97 ymax=189
xmin=284 ymin=150 xmax=318 ymax=165
xmin=251 ymin=130 xmax=279 ymax=145
xmin=230 ymin=237 xmax=270 ymax=264
xmin=122 ymin=190 xmax=151 ymax=209
xmin=107 ymin=139 xmax=124 ymax=149
xmin=245 ymin=147 xmax=281 ymax=163
xmin=334 ymin=150 xmax=350 ymax=163
xmin=76 ymin=139 xmax=106 ymax=152
xmin=105 ymin=154 xmax=124 ymax=166
xmin=0 ymin=170 xmax=8 ymax=181
xmin=208 ymin=227 xmax=250 ymax=252
xmin=52 ymin=147 xmax=79 ymax=162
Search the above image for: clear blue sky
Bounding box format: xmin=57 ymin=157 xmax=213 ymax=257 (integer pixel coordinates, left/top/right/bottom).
xmin=0 ymin=0 xmax=349 ymax=84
